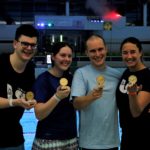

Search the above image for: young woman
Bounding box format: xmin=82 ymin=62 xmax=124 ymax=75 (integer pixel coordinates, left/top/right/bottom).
xmin=32 ymin=42 xmax=78 ymax=150
xmin=116 ymin=37 xmax=150 ymax=150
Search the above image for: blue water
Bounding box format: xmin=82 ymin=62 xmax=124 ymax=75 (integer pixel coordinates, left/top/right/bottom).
xmin=20 ymin=109 xmax=37 ymax=150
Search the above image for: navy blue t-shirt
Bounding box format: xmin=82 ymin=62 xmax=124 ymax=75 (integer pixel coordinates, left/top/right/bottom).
xmin=33 ymin=71 xmax=77 ymax=140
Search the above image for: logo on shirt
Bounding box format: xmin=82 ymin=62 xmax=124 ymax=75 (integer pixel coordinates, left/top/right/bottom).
xmin=7 ymin=84 xmax=25 ymax=99
xmin=119 ymin=79 xmax=130 ymax=94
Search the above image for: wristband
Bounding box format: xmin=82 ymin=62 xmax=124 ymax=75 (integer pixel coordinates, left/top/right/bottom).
xmin=9 ymin=99 xmax=14 ymax=107
xmin=128 ymin=92 xmax=137 ymax=96
xmin=53 ymin=94 xmax=61 ymax=103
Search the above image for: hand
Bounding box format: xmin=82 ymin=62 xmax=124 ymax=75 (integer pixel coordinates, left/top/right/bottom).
xmin=90 ymin=86 xmax=103 ymax=100
xmin=27 ymin=99 xmax=37 ymax=108
xmin=55 ymin=85 xmax=71 ymax=100
xmin=13 ymin=98 xmax=37 ymax=109
xmin=127 ymin=83 xmax=142 ymax=94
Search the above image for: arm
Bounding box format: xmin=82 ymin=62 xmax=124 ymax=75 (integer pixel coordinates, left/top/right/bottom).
xmin=0 ymin=97 xmax=13 ymax=108
xmin=128 ymin=84 xmax=150 ymax=117
xmin=34 ymin=86 xmax=70 ymax=121
xmin=0 ymin=97 xmax=36 ymax=109
xmin=73 ymin=87 xmax=103 ymax=110
xmin=71 ymin=68 xmax=103 ymax=110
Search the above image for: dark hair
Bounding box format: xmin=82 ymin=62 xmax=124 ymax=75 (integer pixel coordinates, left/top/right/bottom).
xmin=51 ymin=42 xmax=73 ymax=67
xmin=120 ymin=37 xmax=142 ymax=52
xmin=85 ymin=34 xmax=106 ymax=50
xmin=15 ymin=24 xmax=39 ymax=41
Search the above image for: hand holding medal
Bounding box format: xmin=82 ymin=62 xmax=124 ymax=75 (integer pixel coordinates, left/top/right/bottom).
xmin=128 ymin=75 xmax=139 ymax=95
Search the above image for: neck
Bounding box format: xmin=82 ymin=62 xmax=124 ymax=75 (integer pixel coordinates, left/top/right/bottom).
xmin=129 ymin=63 xmax=146 ymax=72
xmin=49 ymin=67 xmax=63 ymax=77
xmin=92 ymin=63 xmax=106 ymax=70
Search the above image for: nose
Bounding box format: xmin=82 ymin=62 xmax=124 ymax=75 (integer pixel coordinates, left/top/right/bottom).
xmin=95 ymin=50 xmax=101 ymax=56
xmin=126 ymin=52 xmax=132 ymax=58
xmin=27 ymin=45 xmax=33 ymax=49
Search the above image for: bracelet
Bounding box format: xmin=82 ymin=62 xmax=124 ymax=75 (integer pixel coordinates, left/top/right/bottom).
xmin=128 ymin=92 xmax=137 ymax=96
xmin=8 ymin=99 xmax=14 ymax=107
xmin=53 ymin=94 xmax=61 ymax=103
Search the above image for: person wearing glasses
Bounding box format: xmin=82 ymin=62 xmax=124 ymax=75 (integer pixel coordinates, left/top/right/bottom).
xmin=0 ymin=24 xmax=38 ymax=150
xmin=116 ymin=37 xmax=150 ymax=150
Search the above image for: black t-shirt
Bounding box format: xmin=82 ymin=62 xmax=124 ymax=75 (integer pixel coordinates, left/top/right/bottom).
xmin=0 ymin=53 xmax=35 ymax=147
xmin=33 ymin=71 xmax=77 ymax=140
xmin=116 ymin=68 xmax=150 ymax=149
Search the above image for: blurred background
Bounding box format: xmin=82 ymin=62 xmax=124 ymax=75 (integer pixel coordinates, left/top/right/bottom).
xmin=0 ymin=0 xmax=150 ymax=69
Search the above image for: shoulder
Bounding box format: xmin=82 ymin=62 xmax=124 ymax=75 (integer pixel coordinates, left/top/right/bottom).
xmin=106 ymin=66 xmax=123 ymax=78
xmin=139 ymin=68 xmax=150 ymax=79
xmin=36 ymin=71 xmax=49 ymax=80
xmin=34 ymin=71 xmax=49 ymax=86
xmin=74 ymin=64 xmax=91 ymax=73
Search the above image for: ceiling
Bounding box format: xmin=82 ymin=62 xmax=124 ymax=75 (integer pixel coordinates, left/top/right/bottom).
xmin=0 ymin=0 xmax=149 ymax=25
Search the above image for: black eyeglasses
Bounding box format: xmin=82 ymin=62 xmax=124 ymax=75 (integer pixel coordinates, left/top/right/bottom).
xmin=18 ymin=41 xmax=37 ymax=49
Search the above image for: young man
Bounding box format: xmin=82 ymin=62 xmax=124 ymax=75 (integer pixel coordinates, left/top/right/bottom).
xmin=0 ymin=24 xmax=38 ymax=150
xmin=71 ymin=34 xmax=122 ymax=150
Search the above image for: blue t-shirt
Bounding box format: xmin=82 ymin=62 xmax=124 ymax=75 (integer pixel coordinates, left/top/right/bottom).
xmin=71 ymin=64 xmax=122 ymax=149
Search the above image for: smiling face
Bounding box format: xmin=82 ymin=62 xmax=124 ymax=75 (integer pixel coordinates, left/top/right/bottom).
xmin=13 ymin=35 xmax=37 ymax=62
xmin=121 ymin=42 xmax=143 ymax=70
xmin=86 ymin=36 xmax=107 ymax=69
xmin=52 ymin=45 xmax=73 ymax=72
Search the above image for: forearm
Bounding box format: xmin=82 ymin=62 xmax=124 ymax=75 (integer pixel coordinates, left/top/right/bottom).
xmin=73 ymin=95 xmax=97 ymax=110
xmin=128 ymin=94 xmax=141 ymax=117
xmin=0 ymin=97 xmax=11 ymax=108
xmin=34 ymin=95 xmax=60 ymax=120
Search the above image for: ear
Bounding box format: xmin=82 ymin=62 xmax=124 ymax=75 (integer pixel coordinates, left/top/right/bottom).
xmin=13 ymin=40 xmax=17 ymax=49
xmin=51 ymin=53 xmax=55 ymax=61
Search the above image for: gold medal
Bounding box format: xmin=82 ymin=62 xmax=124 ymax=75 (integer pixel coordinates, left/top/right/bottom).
xmin=128 ymin=75 xmax=137 ymax=85
xmin=26 ymin=91 xmax=34 ymax=101
xmin=60 ymin=78 xmax=68 ymax=86
xmin=96 ymin=75 xmax=105 ymax=88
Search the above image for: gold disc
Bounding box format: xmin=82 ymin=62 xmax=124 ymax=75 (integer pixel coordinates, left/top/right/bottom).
xmin=96 ymin=75 xmax=105 ymax=86
xmin=26 ymin=91 xmax=34 ymax=101
xmin=60 ymin=78 xmax=68 ymax=86
xmin=128 ymin=75 xmax=137 ymax=85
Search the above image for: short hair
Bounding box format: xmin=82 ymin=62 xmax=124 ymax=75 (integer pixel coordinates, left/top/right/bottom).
xmin=120 ymin=37 xmax=142 ymax=52
xmin=85 ymin=34 xmax=106 ymax=50
xmin=15 ymin=24 xmax=39 ymax=41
